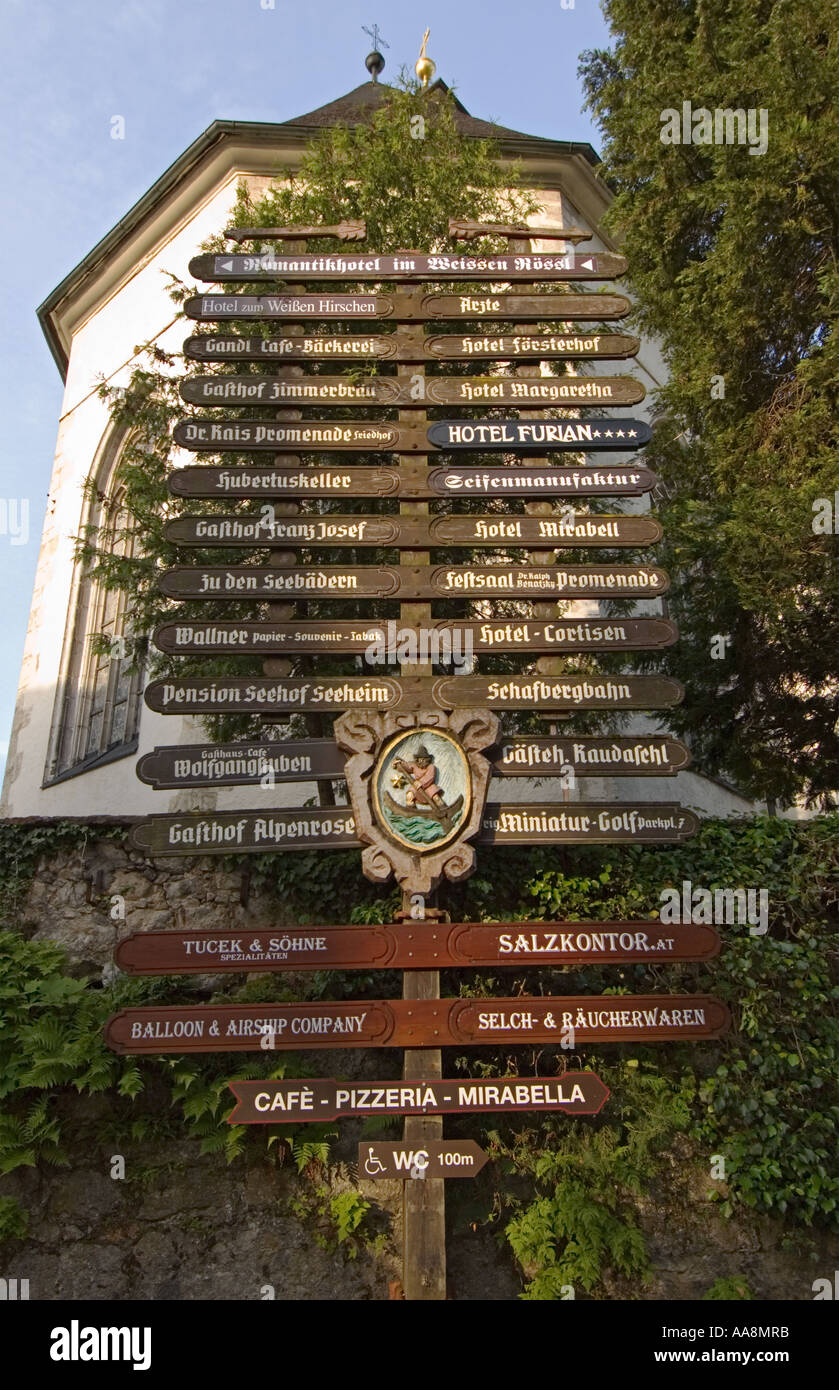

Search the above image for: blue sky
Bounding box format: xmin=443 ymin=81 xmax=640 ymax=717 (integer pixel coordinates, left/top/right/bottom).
xmin=0 ymin=0 xmax=612 ymax=782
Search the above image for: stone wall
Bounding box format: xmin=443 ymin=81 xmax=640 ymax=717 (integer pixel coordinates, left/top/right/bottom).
xmin=2 ymin=832 xmax=836 ymax=1301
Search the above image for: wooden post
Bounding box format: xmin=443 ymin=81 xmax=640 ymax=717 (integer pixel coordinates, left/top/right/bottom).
xmin=398 ymin=289 xmax=446 ymax=1301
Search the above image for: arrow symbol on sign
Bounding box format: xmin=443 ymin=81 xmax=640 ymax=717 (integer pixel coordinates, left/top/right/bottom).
xmin=581 ymin=258 xmax=595 ymax=270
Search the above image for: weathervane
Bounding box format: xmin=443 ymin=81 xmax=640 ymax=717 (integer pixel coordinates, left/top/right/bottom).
xmin=416 ymin=28 xmax=435 ymax=88
xmin=363 ymin=23 xmax=389 ymax=81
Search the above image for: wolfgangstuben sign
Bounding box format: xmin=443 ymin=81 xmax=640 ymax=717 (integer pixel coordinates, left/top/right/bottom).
xmin=135 ymin=732 xmax=691 ymax=790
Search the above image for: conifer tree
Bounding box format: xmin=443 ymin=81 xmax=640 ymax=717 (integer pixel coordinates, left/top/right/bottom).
xmin=581 ymin=0 xmax=839 ymax=806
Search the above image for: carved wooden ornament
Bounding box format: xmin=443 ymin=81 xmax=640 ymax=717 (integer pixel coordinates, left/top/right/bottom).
xmin=334 ymin=708 xmax=499 ymax=895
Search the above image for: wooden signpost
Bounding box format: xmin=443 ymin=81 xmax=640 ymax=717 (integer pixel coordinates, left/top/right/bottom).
xmin=105 ymin=994 xmax=730 ymax=1053
xmin=135 ymin=732 xmax=690 ymax=790
xmin=142 ymin=674 xmax=684 ymax=715
xmin=167 ymin=461 xmax=662 ymax=499
xmin=225 ymin=1073 xmax=611 ymax=1122
xmin=179 ymin=372 xmax=646 ymax=407
xmin=152 ymin=616 xmax=680 ymax=656
xmin=157 ymin=562 xmax=670 ymax=601
xmin=163 ymin=511 xmax=661 ymax=548
xmin=188 ymin=249 xmax=629 ymax=282
xmin=182 ymin=290 xmax=633 ymax=326
xmin=359 ymin=1141 xmax=489 ymax=1180
xmin=114 ymin=919 xmax=720 ymax=975
xmin=116 ymin=215 xmax=722 ymax=1300
xmin=125 ymin=802 xmax=699 ymax=857
xmin=172 ymin=416 xmax=652 ymax=453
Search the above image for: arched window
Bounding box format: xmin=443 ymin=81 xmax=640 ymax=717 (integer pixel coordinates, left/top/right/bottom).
xmin=43 ymin=428 xmax=144 ymax=784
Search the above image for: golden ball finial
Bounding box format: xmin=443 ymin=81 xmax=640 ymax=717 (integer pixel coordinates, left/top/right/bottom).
xmin=415 ymin=27 xmax=435 ymax=88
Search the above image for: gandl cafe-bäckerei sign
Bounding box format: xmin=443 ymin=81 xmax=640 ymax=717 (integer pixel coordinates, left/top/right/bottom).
xmin=108 ymin=214 xmax=726 ymax=1136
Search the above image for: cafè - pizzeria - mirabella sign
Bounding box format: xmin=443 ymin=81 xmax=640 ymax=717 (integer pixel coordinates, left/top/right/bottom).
xmin=225 ymin=1073 xmax=610 ymax=1124
xmin=153 ymin=616 xmax=680 ymax=657
xmin=143 ymin=675 xmax=684 ymax=715
xmin=189 ymin=250 xmax=629 ymax=282
xmin=167 ymin=462 xmax=661 ymax=500
xmin=104 ymin=993 xmax=729 ymax=1054
xmin=114 ymin=918 xmax=720 ymax=976
xmin=163 ymin=512 xmax=662 ymax=549
xmin=126 ymin=803 xmax=698 ymax=857
xmin=158 ymin=563 xmax=669 ymax=602
xmin=172 ymin=417 xmax=652 ymax=453
xmin=179 ymin=372 xmax=645 ymax=407
xmin=182 ymin=290 xmax=632 ymax=324
xmin=136 ymin=733 xmax=691 ymax=791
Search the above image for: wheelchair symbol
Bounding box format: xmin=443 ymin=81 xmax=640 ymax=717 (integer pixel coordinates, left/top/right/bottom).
xmin=364 ymin=1147 xmax=387 ymax=1176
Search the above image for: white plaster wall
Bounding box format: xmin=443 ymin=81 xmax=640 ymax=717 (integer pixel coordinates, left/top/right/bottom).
xmin=1 ymin=166 xmax=757 ymax=822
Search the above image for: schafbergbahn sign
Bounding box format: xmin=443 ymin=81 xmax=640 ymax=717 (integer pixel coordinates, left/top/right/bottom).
xmin=153 ymin=616 xmax=679 ymax=657
xmin=172 ymin=417 xmax=652 ymax=453
xmin=104 ymin=993 xmax=729 ymax=1054
xmin=126 ymin=801 xmax=698 ymax=857
xmin=226 ymin=1074 xmax=611 ymax=1123
xmin=142 ymin=674 xmax=684 ymax=715
xmin=183 ymin=290 xmax=631 ymax=322
xmin=114 ymin=919 xmax=720 ymax=975
xmin=163 ymin=511 xmax=662 ymax=548
xmin=157 ymin=562 xmax=670 ymax=601
xmin=179 ymin=372 xmax=645 ymax=407
xmin=189 ymin=249 xmax=629 ymax=282
xmin=167 ymin=462 xmax=661 ymax=499
xmin=135 ymin=733 xmax=690 ymax=790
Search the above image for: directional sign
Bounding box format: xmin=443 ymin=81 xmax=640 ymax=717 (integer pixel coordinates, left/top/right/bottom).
xmin=182 ymin=291 xmax=632 ymax=326
xmin=426 ymin=419 xmax=651 ymax=451
xmin=126 ymin=801 xmax=698 ymax=858
xmin=189 ymin=250 xmax=629 ymax=283
xmin=359 ymin=1141 xmax=489 ymax=1179
xmin=162 ymin=512 xmax=662 ymax=549
xmin=179 ymin=372 xmax=646 ymax=408
xmin=158 ymin=563 xmax=669 ymax=602
xmin=143 ymin=674 xmax=684 ymax=716
xmin=114 ymin=918 xmax=720 ymax=975
xmin=449 ymin=216 xmax=591 ymax=243
xmin=153 ymin=616 xmax=679 ymax=658
xmin=135 ymin=732 xmax=690 ymax=791
xmin=226 ymin=1073 xmax=610 ymax=1123
xmin=424 ymin=333 xmax=639 ymax=361
xmin=173 ymin=419 xmax=412 ymax=453
xmin=167 ymin=462 xmax=661 ymax=500
xmin=104 ymin=992 xmax=729 ymax=1054
xmin=172 ymin=417 xmax=651 ymax=454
